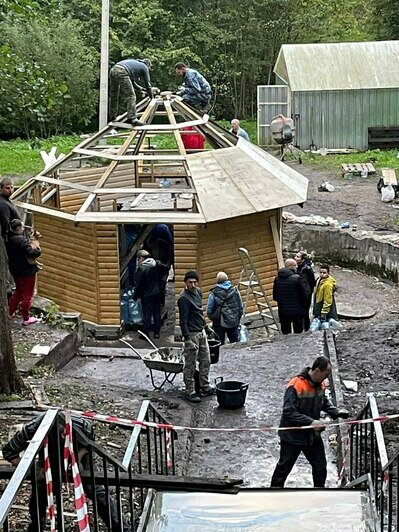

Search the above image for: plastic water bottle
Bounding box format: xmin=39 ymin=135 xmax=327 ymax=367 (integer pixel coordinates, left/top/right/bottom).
xmin=121 ymin=300 xmax=130 ymax=323
xmin=310 ymin=318 xmax=320 ymax=332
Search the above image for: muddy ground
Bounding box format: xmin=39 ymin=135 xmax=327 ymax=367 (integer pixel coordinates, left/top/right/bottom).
xmin=288 ymin=162 xmax=399 ymax=232
xmin=1 ymin=158 xmax=399 ymax=525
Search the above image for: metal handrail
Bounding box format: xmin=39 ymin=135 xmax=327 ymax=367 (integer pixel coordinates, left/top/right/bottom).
xmin=0 ymin=409 xmax=59 ymax=525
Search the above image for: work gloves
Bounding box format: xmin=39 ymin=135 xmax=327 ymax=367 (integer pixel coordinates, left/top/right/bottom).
xmin=337 ymin=409 xmax=350 ymax=419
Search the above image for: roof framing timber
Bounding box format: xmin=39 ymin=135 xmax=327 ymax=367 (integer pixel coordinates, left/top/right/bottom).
xmin=12 ymin=93 xmax=308 ymax=224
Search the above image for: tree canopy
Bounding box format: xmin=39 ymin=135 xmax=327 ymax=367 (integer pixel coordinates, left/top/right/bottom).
xmin=0 ymin=0 xmax=394 ymax=138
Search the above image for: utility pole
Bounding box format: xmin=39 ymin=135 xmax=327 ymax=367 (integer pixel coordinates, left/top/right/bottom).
xmin=99 ymin=0 xmax=110 ymax=130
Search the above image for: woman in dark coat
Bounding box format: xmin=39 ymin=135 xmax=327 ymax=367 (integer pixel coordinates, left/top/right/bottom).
xmin=6 ymin=219 xmax=41 ymax=325
xmin=294 ymin=251 xmax=316 ymax=331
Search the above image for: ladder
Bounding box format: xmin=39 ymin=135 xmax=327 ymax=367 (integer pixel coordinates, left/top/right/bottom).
xmin=238 ymin=247 xmax=280 ymax=336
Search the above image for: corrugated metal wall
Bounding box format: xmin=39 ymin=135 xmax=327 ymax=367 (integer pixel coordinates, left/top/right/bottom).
xmin=257 ymin=85 xmax=290 ymax=146
xmin=292 ymin=88 xmax=399 ymax=150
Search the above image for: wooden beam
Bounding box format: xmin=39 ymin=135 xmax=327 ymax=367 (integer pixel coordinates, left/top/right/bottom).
xmin=75 ymin=211 xmax=206 ymax=224
xmin=270 ymin=215 xmax=284 ymax=268
xmin=72 ymin=148 xmax=185 ymax=161
xmin=120 ymin=225 xmax=154 ymax=275
xmin=109 ymin=114 xmax=209 ymax=131
xmin=94 ymin=187 xmax=195 ymax=194
xmin=14 ymin=201 xmax=77 ymax=221
xmin=33 ymin=175 xmax=94 ymax=193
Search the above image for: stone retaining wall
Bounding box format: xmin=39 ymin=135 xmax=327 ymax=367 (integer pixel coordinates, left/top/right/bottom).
xmin=284 ymin=225 xmax=399 ymax=283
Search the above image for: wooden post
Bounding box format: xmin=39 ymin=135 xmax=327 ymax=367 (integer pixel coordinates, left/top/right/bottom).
xmin=99 ymin=0 xmax=109 ymax=130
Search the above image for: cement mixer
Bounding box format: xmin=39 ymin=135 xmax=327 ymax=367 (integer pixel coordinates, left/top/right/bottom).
xmin=270 ymin=114 xmax=303 ymax=163
xmin=270 ymin=114 xmax=295 ymax=145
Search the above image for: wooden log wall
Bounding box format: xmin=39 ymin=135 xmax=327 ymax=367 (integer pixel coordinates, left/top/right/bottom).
xmin=173 ymin=223 xmax=198 ymax=321
xmin=59 ymin=164 xmax=135 ymax=213
xmin=197 ymin=211 xmax=279 ymax=316
xmin=173 ymin=211 xmax=279 ymax=325
xmin=34 ymin=213 xmax=120 ymax=325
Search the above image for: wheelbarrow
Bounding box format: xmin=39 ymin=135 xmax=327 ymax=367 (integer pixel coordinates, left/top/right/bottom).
xmin=141 ymin=347 xmax=184 ymax=390
xmin=121 ymin=339 xmax=184 ymax=390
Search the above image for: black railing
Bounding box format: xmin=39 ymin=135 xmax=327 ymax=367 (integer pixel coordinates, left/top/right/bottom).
xmin=347 ymin=393 xmax=399 ymax=531
xmin=0 ymin=402 xmax=176 ymax=531
xmin=381 ymin=450 xmax=399 ymax=531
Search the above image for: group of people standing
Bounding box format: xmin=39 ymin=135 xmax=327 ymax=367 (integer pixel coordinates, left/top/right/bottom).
xmin=0 ymin=177 xmax=41 ymax=326
xmin=273 ymin=251 xmax=337 ymax=335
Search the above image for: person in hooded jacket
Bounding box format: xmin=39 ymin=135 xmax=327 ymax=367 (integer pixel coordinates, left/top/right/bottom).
xmin=273 ymin=258 xmax=307 ymax=335
xmin=133 ymin=250 xmax=168 ymax=339
xmin=270 ymin=356 xmax=349 ymax=488
xmin=294 ymin=251 xmax=316 ymax=331
xmin=313 ymin=263 xmax=338 ymax=322
xmin=6 ymin=219 xmax=41 ymax=326
xmin=206 ymin=271 xmax=243 ymax=344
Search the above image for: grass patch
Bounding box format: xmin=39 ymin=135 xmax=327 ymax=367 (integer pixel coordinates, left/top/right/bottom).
xmin=0 ymin=135 xmax=80 ymax=177
xmin=301 ymin=149 xmax=399 ymax=174
xmin=4 ymin=121 xmax=398 ymax=179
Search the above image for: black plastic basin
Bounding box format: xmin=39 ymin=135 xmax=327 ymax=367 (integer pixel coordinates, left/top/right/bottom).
xmin=215 ymin=377 xmax=249 ymax=409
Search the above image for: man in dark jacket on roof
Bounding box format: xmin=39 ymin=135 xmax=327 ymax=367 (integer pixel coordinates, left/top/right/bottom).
xmin=109 ymin=58 xmax=153 ymax=126
xmin=270 ymin=356 xmax=349 ymax=488
xmin=206 ymin=271 xmax=243 ymax=344
xmin=273 ymin=258 xmax=307 ymax=335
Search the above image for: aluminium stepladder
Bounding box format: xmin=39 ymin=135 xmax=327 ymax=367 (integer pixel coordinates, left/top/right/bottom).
xmin=238 ymin=247 xmax=280 ymax=336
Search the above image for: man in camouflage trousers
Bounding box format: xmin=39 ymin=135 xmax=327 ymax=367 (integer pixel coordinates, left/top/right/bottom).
xmin=178 ymin=270 xmax=215 ymax=403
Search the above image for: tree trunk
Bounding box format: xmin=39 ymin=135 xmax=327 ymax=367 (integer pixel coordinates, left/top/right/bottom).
xmin=0 ymin=239 xmax=24 ymax=394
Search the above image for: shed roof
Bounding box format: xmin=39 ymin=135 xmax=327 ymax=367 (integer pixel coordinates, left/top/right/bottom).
xmin=274 ymin=41 xmax=399 ymax=91
xmin=13 ymin=96 xmax=308 ymax=223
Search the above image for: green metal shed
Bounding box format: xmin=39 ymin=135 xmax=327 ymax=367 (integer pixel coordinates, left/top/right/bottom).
xmin=272 ymin=41 xmax=399 ymax=150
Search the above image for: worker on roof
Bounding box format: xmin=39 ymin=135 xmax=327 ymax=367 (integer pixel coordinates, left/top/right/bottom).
xmin=109 ymin=58 xmax=153 ymax=127
xmin=175 ymin=62 xmax=212 ymax=112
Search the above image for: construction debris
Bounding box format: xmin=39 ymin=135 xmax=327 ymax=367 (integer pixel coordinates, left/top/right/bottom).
xmin=341 ymin=163 xmax=375 ymax=176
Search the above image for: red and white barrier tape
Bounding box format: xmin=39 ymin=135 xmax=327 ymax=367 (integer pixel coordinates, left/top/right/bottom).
xmin=63 ymin=408 xmax=399 ymax=434
xmin=64 ymin=411 xmax=91 ymax=532
xmin=165 ymin=428 xmax=172 ymax=468
xmin=338 ymin=427 xmax=350 ymax=482
xmin=44 ymin=437 xmax=56 ymax=532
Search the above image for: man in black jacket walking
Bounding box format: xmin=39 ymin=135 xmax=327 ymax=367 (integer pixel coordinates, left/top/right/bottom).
xmin=270 ymin=356 xmax=349 ymax=487
xmin=273 ymin=258 xmax=307 ymax=335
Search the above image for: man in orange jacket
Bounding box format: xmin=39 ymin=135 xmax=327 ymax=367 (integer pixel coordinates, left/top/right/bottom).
xmin=270 ymin=356 xmax=349 ymax=487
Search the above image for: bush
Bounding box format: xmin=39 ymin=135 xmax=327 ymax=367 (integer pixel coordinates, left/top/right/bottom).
xmin=0 ymin=15 xmax=98 ymax=138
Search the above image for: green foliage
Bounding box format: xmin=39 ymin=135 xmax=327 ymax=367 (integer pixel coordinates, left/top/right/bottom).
xmin=0 ymin=14 xmax=98 ymax=137
xmin=0 ymin=0 xmax=386 ymax=137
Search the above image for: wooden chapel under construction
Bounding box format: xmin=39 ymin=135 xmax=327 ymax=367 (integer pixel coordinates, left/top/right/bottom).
xmin=12 ymin=95 xmax=308 ymax=334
